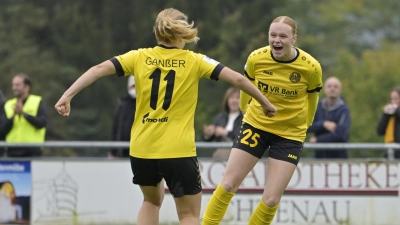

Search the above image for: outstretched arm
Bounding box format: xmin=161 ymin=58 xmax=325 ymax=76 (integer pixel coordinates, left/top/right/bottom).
xmin=55 ymin=60 xmax=116 ymax=116
xmin=218 ymin=67 xmax=276 ymax=117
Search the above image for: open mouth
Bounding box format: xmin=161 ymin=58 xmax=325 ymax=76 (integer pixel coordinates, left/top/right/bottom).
xmin=273 ymin=46 xmax=283 ymax=51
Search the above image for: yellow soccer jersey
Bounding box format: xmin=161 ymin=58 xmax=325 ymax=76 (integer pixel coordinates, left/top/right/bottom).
xmin=241 ymin=46 xmax=322 ymax=142
xmin=110 ymin=45 xmax=224 ymax=159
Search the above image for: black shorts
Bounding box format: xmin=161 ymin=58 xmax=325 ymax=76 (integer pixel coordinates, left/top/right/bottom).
xmin=232 ymin=123 xmax=303 ymax=165
xmin=130 ymin=156 xmax=202 ymax=198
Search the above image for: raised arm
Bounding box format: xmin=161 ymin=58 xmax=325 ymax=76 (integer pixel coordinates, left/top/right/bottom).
xmin=218 ymin=67 xmax=276 ymax=117
xmin=55 ymin=60 xmax=116 ymax=116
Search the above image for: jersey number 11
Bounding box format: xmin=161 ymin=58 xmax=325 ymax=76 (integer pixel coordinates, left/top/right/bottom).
xmin=149 ymin=68 xmax=176 ymax=111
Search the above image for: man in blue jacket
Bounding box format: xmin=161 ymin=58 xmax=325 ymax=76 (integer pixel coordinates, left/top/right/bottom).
xmin=308 ymin=76 xmax=351 ymax=158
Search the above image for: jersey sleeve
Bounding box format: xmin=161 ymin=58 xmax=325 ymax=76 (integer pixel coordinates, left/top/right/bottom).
xmin=197 ymin=54 xmax=225 ymax=80
xmin=306 ymin=62 xmax=323 ymax=127
xmin=307 ymin=62 xmax=323 ymax=93
xmin=110 ymin=50 xmax=139 ymax=77
xmin=240 ymin=57 xmax=256 ymax=112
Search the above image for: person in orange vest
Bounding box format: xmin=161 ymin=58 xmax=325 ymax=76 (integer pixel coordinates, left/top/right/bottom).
xmin=0 ymin=74 xmax=48 ymax=157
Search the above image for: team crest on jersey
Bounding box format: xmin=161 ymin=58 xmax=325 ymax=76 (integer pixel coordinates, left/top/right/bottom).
xmin=289 ymin=72 xmax=301 ymax=83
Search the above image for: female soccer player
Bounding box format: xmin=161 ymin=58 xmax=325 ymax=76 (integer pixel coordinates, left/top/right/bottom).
xmin=202 ymin=16 xmax=323 ymax=225
xmin=55 ymin=8 xmax=276 ymax=225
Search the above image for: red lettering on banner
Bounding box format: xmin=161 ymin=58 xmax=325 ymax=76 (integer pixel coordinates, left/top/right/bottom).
xmin=303 ymin=163 xmax=320 ymax=188
xmin=325 ymin=163 xmax=343 ymax=188
xmin=386 ymin=163 xmax=399 ymax=188
xmin=199 ymin=161 xmax=399 ymax=191
xmin=348 ymin=163 xmax=362 ymax=188
xmin=366 ymin=163 xmax=381 ymax=188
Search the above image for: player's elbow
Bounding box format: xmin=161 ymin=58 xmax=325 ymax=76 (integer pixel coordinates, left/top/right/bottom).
xmin=232 ymin=74 xmax=247 ymax=88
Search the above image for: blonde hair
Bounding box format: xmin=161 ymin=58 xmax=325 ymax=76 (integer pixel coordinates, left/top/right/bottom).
xmin=153 ymin=8 xmax=199 ymax=44
xmin=272 ymin=16 xmax=297 ymax=35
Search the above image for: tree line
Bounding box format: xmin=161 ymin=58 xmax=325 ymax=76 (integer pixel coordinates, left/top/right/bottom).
xmin=0 ymin=0 xmax=399 ymax=156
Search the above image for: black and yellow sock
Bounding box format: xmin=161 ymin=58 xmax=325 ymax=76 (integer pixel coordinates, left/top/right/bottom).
xmin=202 ymin=184 xmax=235 ymax=225
xmin=248 ymin=199 xmax=279 ymax=225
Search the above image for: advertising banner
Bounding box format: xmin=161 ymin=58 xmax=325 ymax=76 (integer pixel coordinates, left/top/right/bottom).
xmin=198 ymin=161 xmax=400 ymax=225
xmin=0 ymin=161 xmax=31 ymax=224
xmin=29 ymin=160 xmax=400 ymax=225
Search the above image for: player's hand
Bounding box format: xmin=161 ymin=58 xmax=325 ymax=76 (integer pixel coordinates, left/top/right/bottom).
xmin=55 ymin=96 xmax=71 ymax=117
xmin=262 ymin=103 xmax=277 ymax=117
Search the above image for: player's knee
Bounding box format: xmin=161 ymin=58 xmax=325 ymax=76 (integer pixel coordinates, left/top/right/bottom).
xmin=220 ymin=181 xmax=240 ymax=193
xmin=177 ymin=213 xmax=199 ymax=222
xmin=262 ymin=196 xmax=280 ymax=207
xmin=143 ymin=197 xmax=163 ymax=207
xmin=177 ymin=208 xmax=199 ymax=223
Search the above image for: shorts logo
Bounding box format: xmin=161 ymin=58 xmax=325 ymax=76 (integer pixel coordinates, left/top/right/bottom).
xmin=289 ymin=72 xmax=301 ymax=83
xmin=288 ymin=154 xmax=298 ymax=160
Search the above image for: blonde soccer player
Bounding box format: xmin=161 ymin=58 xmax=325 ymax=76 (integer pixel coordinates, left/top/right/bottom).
xmin=55 ymin=8 xmax=276 ymax=225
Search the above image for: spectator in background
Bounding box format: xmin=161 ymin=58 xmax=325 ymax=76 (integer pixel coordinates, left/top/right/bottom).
xmin=0 ymin=74 xmax=48 ymax=157
xmin=377 ymin=87 xmax=400 ymax=158
xmin=109 ymin=75 xmax=137 ymax=158
xmin=308 ymin=76 xmax=351 ymax=159
xmin=203 ymin=87 xmax=243 ymax=159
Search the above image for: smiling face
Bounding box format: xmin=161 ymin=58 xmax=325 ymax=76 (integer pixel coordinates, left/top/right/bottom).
xmin=269 ymin=22 xmax=297 ymax=61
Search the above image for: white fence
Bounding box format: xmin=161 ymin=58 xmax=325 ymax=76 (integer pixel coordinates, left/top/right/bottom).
xmin=1 ymin=141 xmax=400 ymax=160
